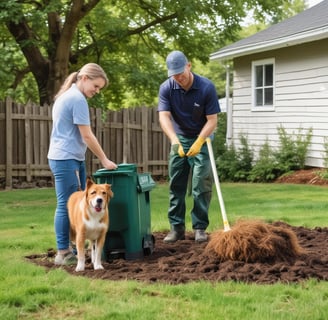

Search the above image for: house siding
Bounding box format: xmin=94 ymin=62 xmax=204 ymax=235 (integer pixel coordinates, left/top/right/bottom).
xmin=231 ymin=39 xmax=328 ymax=168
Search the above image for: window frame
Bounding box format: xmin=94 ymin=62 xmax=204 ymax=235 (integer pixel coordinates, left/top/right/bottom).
xmin=251 ymin=58 xmax=275 ymax=111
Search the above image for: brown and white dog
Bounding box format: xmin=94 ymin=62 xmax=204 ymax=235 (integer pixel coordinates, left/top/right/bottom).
xmin=68 ymin=178 xmax=113 ymax=272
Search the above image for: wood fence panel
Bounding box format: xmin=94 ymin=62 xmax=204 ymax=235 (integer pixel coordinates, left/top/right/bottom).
xmin=25 ymin=104 xmax=32 ymax=181
xmin=142 ymin=107 xmax=149 ymax=172
xmin=0 ymin=98 xmax=170 ymax=189
xmin=0 ymin=102 xmax=5 ymax=173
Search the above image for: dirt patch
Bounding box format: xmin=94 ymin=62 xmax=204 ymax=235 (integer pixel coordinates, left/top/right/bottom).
xmin=26 ymin=222 xmax=328 ymax=284
xmin=26 ymin=169 xmax=328 ymax=284
xmin=275 ymin=168 xmax=328 ymax=186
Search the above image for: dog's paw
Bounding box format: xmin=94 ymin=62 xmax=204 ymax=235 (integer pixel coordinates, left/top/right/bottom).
xmin=75 ymin=262 xmax=85 ymax=272
xmin=94 ymin=264 xmax=104 ymax=270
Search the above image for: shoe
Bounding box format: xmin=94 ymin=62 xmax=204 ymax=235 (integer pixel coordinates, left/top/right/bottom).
xmin=163 ymin=230 xmax=185 ymax=243
xmin=163 ymin=225 xmax=185 ymax=243
xmin=54 ymin=252 xmax=77 ymax=266
xmin=195 ymin=229 xmax=208 ymax=243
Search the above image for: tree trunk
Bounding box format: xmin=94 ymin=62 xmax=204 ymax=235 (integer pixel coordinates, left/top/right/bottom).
xmin=6 ymin=0 xmax=101 ymax=105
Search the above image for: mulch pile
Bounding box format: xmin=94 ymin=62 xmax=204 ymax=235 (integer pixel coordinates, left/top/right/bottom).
xmin=276 ymin=168 xmax=328 ymax=186
xmin=26 ymin=221 xmax=328 ymax=284
xmin=26 ymin=170 xmax=328 ymax=284
xmin=206 ymin=220 xmax=304 ymax=263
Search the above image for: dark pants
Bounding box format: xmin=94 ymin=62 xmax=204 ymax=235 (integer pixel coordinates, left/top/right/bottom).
xmin=168 ymin=135 xmax=213 ymax=230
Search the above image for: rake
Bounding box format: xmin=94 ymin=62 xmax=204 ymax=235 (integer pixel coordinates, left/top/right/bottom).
xmin=206 ymin=137 xmax=231 ymax=232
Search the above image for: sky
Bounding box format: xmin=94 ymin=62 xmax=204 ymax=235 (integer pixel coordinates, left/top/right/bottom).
xmin=308 ymin=0 xmax=324 ymax=7
xmin=242 ymin=0 xmax=324 ymax=26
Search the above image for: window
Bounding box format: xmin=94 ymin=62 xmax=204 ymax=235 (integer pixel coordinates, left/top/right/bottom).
xmin=252 ymin=59 xmax=275 ymax=111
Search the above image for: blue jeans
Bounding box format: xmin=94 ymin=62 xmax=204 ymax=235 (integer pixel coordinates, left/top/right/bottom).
xmin=168 ymin=135 xmax=213 ymax=230
xmin=48 ymin=159 xmax=86 ymax=251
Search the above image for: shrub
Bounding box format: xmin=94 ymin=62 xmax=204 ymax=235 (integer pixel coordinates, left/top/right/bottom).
xmin=216 ymin=143 xmax=239 ymax=181
xmin=248 ymin=139 xmax=281 ymax=182
xmin=215 ymin=125 xmax=313 ymax=183
xmin=275 ymin=126 xmax=312 ymax=171
xmin=234 ymin=134 xmax=253 ymax=181
xmin=216 ymin=134 xmax=253 ymax=182
xmin=213 ymin=113 xmax=227 ymax=158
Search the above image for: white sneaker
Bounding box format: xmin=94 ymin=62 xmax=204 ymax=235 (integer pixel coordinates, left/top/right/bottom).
xmin=54 ymin=252 xmax=77 ymax=266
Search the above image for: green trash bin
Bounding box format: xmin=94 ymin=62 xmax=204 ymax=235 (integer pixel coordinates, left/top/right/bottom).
xmin=93 ymin=163 xmax=156 ymax=260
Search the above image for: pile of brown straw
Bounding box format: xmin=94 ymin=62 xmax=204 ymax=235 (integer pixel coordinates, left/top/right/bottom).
xmin=206 ymin=220 xmax=304 ymax=263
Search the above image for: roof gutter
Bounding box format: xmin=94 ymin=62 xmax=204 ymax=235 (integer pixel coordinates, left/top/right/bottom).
xmin=210 ymin=27 xmax=328 ymax=61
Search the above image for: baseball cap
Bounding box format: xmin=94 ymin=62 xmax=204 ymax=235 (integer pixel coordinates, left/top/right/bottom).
xmin=166 ymin=51 xmax=188 ymax=77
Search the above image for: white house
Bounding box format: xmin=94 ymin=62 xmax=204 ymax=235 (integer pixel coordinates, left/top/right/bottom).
xmin=211 ymin=0 xmax=328 ymax=168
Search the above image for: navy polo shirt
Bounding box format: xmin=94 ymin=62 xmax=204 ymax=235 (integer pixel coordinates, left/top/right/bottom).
xmin=158 ymin=73 xmax=220 ymax=137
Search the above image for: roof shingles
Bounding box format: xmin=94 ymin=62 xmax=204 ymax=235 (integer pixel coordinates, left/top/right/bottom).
xmin=211 ymin=0 xmax=328 ymax=59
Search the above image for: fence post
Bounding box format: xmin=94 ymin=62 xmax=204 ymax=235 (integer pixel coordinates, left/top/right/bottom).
xmin=25 ymin=102 xmax=32 ymax=182
xmin=5 ymin=97 xmax=13 ymax=189
xmin=142 ymin=107 xmax=149 ymax=172
xmin=122 ymin=108 xmax=129 ymax=163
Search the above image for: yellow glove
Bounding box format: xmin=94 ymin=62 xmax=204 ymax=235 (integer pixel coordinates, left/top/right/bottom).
xmin=172 ymin=143 xmax=185 ymax=157
xmin=186 ymin=136 xmax=206 ymax=157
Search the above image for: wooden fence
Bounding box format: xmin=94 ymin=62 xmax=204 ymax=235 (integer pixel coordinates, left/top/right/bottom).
xmin=0 ymin=97 xmax=170 ymax=189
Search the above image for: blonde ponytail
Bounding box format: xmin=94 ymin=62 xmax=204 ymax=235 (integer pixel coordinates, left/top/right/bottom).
xmin=54 ymin=63 xmax=109 ymax=100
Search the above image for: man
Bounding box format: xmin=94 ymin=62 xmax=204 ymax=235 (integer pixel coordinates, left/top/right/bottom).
xmin=158 ymin=50 xmax=220 ymax=243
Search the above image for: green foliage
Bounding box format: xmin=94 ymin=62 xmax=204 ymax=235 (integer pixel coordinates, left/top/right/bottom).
xmin=216 ymin=135 xmax=254 ymax=182
xmin=212 ymin=112 xmax=227 ymax=156
xmin=0 ymin=0 xmax=301 ymax=107
xmin=248 ymin=139 xmax=280 ymax=182
xmin=216 ymin=143 xmax=239 ymax=181
xmin=215 ymin=125 xmax=313 ymax=183
xmin=235 ymin=134 xmax=254 ymax=179
xmin=275 ymin=126 xmax=313 ymax=171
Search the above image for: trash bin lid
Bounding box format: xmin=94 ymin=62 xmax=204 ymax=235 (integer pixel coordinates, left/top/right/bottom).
xmin=93 ymin=163 xmax=137 ymax=177
xmin=137 ymin=173 xmax=156 ymax=192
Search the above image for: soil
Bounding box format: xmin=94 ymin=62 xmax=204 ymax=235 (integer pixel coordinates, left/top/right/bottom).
xmin=275 ymin=168 xmax=328 ymax=186
xmin=26 ymin=169 xmax=328 ymax=285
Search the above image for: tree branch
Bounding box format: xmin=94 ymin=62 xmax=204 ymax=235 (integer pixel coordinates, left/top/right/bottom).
xmin=11 ymin=66 xmax=30 ymax=89
xmin=47 ymin=12 xmax=61 ymax=45
xmin=57 ymin=0 xmax=102 ymax=59
xmin=6 ymin=19 xmax=48 ymax=83
xmin=127 ymin=12 xmax=179 ymax=36
xmin=69 ymin=11 xmax=179 ymax=62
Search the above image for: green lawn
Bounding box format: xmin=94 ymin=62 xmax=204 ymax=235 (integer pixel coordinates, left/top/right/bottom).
xmin=0 ymin=182 xmax=327 ymax=320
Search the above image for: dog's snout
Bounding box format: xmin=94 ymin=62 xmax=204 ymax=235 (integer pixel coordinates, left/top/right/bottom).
xmin=96 ymin=198 xmax=103 ymax=204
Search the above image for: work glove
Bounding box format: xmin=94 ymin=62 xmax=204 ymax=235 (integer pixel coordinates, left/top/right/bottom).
xmin=186 ymin=136 xmax=206 ymax=157
xmin=172 ymin=143 xmax=185 ymax=157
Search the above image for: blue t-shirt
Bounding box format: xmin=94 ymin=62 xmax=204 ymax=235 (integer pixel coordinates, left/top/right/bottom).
xmin=47 ymin=84 xmax=90 ymax=161
xmin=158 ymin=73 xmax=220 ymax=136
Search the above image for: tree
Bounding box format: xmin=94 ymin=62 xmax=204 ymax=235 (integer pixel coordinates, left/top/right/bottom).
xmin=0 ymin=0 xmax=295 ymax=107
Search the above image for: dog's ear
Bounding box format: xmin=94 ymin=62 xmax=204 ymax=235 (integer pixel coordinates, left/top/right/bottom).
xmin=86 ymin=175 xmax=95 ymax=183
xmin=106 ymin=184 xmax=114 ymax=199
xmin=86 ymin=178 xmax=94 ymax=189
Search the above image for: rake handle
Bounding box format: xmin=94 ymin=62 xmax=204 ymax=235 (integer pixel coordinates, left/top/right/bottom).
xmin=206 ymin=138 xmax=231 ymax=231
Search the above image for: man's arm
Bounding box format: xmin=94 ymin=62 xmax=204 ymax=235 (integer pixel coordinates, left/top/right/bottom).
xmin=159 ymin=111 xmax=185 ymax=157
xmin=158 ymin=111 xmax=180 ymax=144
xmin=185 ymin=113 xmax=218 ymax=157
xmin=198 ymin=114 xmax=218 ymax=138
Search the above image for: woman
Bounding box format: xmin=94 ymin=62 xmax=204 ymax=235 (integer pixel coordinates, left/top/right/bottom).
xmin=48 ymin=63 xmax=117 ymax=266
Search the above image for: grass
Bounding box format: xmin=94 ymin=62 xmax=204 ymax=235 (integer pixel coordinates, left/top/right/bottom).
xmin=0 ymin=182 xmax=327 ymax=320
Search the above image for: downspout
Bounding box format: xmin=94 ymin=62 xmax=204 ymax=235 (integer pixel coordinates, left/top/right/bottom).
xmin=225 ymin=64 xmax=233 ymax=147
